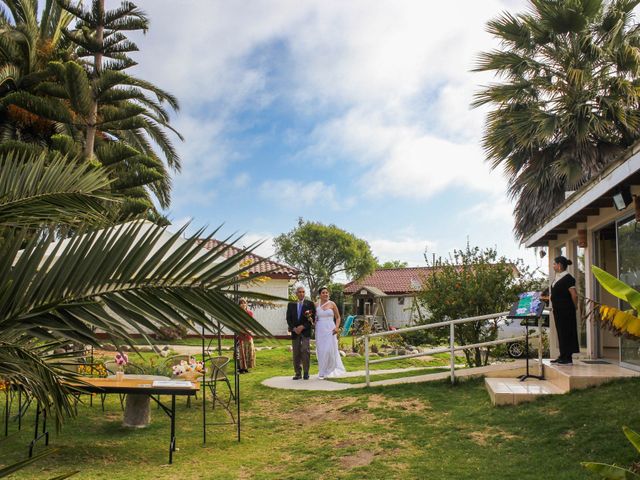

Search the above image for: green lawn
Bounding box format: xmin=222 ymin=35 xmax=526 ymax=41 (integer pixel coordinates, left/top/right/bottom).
xmin=1 ymin=346 xmax=638 ymax=479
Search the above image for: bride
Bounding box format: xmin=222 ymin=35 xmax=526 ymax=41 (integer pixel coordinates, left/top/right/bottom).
xmin=315 ymin=287 xmax=346 ymax=379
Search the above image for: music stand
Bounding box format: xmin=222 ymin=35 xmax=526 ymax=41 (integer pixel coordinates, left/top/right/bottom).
xmin=507 ymin=292 xmax=544 ymax=382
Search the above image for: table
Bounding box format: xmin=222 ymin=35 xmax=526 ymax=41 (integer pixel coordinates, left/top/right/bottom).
xmin=69 ymin=377 xmax=199 ymax=464
xmin=106 ymin=374 xmax=170 ymax=427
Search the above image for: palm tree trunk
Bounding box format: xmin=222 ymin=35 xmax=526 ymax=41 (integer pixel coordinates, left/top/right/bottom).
xmin=84 ymin=0 xmax=104 ymax=161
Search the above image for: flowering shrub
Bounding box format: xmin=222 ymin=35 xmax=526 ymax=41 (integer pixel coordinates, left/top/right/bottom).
xmin=78 ymin=364 xmax=108 ymax=377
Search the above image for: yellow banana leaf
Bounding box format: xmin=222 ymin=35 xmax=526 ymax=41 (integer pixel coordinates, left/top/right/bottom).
xmin=592 ymin=266 xmax=640 ymax=312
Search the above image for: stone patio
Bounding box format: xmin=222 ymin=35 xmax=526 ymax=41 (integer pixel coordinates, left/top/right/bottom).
xmin=485 ymin=359 xmax=640 ymax=406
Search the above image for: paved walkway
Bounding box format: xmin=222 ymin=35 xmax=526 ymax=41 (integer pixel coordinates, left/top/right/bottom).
xmin=262 ymin=367 xmax=425 ymax=391
xmin=260 ymin=364 xmax=494 ymax=391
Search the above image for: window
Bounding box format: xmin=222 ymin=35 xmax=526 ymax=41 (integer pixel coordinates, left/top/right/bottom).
xmin=398 ymin=297 xmax=405 ymax=305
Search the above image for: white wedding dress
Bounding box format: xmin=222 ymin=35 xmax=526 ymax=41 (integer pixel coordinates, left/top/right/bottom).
xmin=315 ymin=303 xmax=346 ymax=378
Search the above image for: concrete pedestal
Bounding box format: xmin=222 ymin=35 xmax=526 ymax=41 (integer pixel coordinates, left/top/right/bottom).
xmin=123 ymin=394 xmax=150 ymax=428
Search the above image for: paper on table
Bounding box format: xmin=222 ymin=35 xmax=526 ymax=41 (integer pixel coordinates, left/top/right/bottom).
xmin=152 ymin=380 xmax=193 ymax=388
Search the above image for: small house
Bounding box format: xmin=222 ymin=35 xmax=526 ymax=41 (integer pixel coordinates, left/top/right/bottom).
xmin=343 ymin=267 xmax=432 ymax=330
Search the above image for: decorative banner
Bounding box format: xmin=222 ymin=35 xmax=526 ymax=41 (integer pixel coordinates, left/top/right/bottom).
xmin=508 ymin=291 xmax=544 ymax=319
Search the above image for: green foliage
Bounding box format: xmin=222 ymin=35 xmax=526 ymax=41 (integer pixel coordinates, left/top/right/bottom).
xmin=377 ymin=260 xmax=409 ymax=269
xmin=417 ymin=244 xmax=545 ymax=366
xmin=474 ymin=0 xmax=640 ymax=239
xmin=274 ymin=218 xmax=377 ymax=295
xmin=582 ymin=426 xmax=640 ymax=478
xmin=0 ymin=149 xmax=114 ymax=228
xmin=327 ymin=282 xmax=346 ymax=315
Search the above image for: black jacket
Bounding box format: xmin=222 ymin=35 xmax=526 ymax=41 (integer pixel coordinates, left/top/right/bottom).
xmin=286 ymin=299 xmax=316 ymax=338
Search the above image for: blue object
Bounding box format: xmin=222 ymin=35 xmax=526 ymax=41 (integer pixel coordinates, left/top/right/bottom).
xmin=342 ymin=315 xmax=355 ymax=336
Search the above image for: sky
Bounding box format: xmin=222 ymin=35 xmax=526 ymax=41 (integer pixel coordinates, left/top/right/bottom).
xmin=128 ymin=0 xmax=549 ymax=276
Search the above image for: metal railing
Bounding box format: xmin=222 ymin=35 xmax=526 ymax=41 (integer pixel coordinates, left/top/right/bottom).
xmin=361 ymin=311 xmax=544 ymax=386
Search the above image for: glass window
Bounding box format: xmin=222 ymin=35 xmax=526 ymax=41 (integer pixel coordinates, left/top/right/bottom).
xmin=618 ymin=217 xmax=640 ymax=367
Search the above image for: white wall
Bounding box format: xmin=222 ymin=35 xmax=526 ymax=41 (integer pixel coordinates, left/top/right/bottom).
xmin=383 ymin=296 xmax=416 ymax=328
xmin=231 ymin=278 xmax=291 ymax=337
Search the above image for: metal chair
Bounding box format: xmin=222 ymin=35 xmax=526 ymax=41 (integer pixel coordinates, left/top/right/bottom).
xmin=204 ymin=356 xmax=235 ymax=421
xmin=163 ymin=355 xmax=200 ymax=407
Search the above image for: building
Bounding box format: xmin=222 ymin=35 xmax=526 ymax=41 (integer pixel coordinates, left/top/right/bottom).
xmin=343 ymin=267 xmax=433 ymax=329
xmin=524 ymin=143 xmax=640 ymax=370
xmin=199 ymin=240 xmax=299 ymax=336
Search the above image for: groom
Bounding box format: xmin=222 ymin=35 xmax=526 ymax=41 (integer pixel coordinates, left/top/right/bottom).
xmin=286 ymin=285 xmax=315 ymax=380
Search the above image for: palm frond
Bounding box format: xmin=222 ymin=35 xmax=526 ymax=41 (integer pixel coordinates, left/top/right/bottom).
xmin=0 ymin=149 xmax=115 ymax=228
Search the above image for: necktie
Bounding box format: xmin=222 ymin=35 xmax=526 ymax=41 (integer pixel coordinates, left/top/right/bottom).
xmin=297 ymin=302 xmax=302 ymax=318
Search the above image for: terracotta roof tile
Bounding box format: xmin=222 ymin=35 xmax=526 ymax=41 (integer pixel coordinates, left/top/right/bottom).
xmin=343 ymin=267 xmax=437 ymax=295
xmin=198 ymin=239 xmax=299 ymax=279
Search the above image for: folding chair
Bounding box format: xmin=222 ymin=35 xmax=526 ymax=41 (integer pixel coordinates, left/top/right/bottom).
xmin=204 ymin=356 xmax=235 ymax=421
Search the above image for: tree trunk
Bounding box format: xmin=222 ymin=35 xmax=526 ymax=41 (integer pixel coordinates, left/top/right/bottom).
xmin=84 ymin=0 xmax=104 ymax=161
xmin=123 ymin=394 xmax=151 ymax=428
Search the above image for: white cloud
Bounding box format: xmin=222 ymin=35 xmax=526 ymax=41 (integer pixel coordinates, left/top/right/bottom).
xmin=129 ymin=0 xmax=541 ymax=270
xmin=237 ymin=232 xmax=277 ymax=259
xmin=259 ymin=179 xmax=352 ymax=210
xmin=368 ymin=237 xmax=436 ymax=267
xmin=232 ymin=173 xmax=250 ymax=188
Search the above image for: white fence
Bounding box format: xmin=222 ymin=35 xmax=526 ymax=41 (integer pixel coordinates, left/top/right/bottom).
xmin=361 ymin=311 xmax=544 ymax=386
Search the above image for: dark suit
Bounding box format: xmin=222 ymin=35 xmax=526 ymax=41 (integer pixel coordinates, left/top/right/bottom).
xmin=287 ymin=300 xmax=315 ymax=376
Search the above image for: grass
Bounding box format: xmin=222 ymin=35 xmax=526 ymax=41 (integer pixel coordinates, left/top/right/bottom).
xmin=1 ymin=345 xmax=639 ymax=479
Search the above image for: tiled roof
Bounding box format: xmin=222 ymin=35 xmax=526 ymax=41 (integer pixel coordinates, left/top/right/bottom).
xmin=198 ymin=239 xmax=299 ymax=279
xmin=343 ymin=267 xmax=436 ymax=295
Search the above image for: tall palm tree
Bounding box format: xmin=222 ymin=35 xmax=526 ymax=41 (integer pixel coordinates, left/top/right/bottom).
xmin=0 ymin=150 xmax=273 ymax=428
xmin=474 ymin=0 xmax=640 ymax=239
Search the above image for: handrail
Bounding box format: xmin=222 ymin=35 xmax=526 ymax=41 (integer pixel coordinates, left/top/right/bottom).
xmin=360 ymin=311 xmax=545 ymax=386
xmin=366 ymin=311 xmax=510 ymax=338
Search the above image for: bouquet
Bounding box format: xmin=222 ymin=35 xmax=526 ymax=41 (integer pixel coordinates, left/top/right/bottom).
xmin=304 ymin=309 xmax=315 ymax=326
xmin=172 ymin=359 xmax=205 ymax=380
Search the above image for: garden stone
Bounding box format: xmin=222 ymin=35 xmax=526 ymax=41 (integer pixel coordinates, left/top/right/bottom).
xmin=339 ymin=351 xmax=346 ymax=357
xmin=346 ymin=352 xmax=360 ymax=357
xmin=159 ymin=350 xmax=169 ymax=358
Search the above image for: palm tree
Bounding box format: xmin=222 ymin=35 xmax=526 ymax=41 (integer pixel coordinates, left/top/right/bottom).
xmin=0 ymin=0 xmax=75 ymax=143
xmin=0 ymin=0 xmax=182 ymax=219
xmin=474 ymin=0 xmax=640 ymax=239
xmin=0 ymin=150 xmax=273 ymax=428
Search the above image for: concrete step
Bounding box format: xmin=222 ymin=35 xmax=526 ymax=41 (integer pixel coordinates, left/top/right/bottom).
xmin=485 ymin=377 xmax=564 ymax=406
xmin=542 ymin=359 xmax=640 ymax=391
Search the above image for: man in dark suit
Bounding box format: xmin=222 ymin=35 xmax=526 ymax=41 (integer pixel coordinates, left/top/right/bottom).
xmin=286 ymin=285 xmax=315 ymax=380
